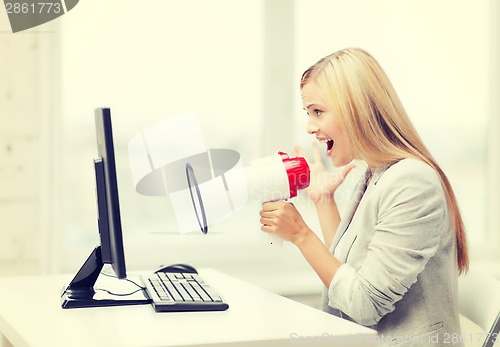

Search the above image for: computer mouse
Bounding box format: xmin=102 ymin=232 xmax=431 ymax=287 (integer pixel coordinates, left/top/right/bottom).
xmin=154 ymin=263 xmax=198 ymax=274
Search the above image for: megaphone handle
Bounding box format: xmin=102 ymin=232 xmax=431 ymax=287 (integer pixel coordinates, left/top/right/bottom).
xmin=266 ymin=198 xmax=293 ymax=246
xmin=268 ymin=234 xmax=284 ymax=246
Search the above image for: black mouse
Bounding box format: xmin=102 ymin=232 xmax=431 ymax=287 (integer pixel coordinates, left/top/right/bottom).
xmin=154 ymin=263 xmax=198 ymax=274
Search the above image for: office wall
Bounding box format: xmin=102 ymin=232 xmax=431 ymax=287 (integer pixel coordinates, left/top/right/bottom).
xmin=0 ymin=13 xmax=41 ymax=274
xmin=0 ymin=10 xmax=56 ymax=276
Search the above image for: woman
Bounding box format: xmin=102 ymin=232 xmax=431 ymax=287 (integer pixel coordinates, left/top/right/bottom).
xmin=259 ymin=48 xmax=468 ymax=346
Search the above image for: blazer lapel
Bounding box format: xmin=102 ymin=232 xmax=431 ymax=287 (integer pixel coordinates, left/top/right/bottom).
xmin=330 ymin=168 xmax=370 ymax=253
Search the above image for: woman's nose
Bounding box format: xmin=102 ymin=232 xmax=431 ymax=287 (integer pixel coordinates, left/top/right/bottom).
xmin=306 ymin=118 xmax=318 ymax=134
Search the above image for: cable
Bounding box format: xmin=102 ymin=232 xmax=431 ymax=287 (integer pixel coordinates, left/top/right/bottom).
xmin=97 ymin=270 xmax=148 ymax=297
xmin=95 ymin=287 xmax=146 ymax=297
xmin=100 ymin=271 xmax=147 ymax=290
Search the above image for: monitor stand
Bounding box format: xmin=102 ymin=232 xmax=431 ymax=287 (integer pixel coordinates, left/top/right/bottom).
xmin=61 ymin=246 xmax=151 ymax=309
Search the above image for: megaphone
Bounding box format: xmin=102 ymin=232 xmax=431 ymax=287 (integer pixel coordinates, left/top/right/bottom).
xmin=243 ymin=152 xmax=310 ymax=245
xmin=246 ymin=152 xmax=310 ymax=203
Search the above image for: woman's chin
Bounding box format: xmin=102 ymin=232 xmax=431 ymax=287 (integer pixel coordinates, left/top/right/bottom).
xmin=330 ymin=155 xmax=350 ymax=168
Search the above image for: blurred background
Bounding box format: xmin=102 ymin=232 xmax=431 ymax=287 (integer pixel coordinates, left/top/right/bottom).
xmin=1 ymin=0 xmax=499 ymax=303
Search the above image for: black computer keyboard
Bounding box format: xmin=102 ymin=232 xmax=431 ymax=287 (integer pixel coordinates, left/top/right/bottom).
xmin=143 ymin=272 xmax=229 ymax=312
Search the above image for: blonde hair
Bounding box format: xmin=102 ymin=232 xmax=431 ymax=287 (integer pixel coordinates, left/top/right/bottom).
xmin=301 ymin=47 xmax=468 ymax=274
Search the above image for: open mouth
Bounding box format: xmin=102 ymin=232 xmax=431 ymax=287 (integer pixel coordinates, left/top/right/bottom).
xmin=326 ymin=139 xmax=334 ymax=152
xmin=326 ymin=139 xmax=334 ymax=156
xmin=319 ymin=138 xmax=334 ymax=156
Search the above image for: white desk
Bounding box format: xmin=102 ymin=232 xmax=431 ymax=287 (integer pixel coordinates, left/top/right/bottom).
xmin=0 ymin=269 xmax=376 ymax=347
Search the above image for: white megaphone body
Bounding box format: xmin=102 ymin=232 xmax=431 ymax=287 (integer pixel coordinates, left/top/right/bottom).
xmin=244 ymin=152 xmax=310 ymax=245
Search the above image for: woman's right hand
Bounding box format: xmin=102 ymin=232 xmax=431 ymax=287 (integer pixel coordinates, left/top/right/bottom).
xmin=293 ymin=142 xmax=355 ymax=203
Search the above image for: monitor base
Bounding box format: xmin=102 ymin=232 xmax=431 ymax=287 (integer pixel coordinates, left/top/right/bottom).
xmin=61 ymin=286 xmax=150 ymax=309
xmin=61 ymin=246 xmax=151 ymax=309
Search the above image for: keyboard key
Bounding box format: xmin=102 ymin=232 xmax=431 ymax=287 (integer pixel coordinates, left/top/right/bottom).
xmin=183 ymin=283 xmax=203 ymax=302
xmin=158 ymin=272 xmax=170 ymax=283
xmin=159 ymin=294 xmax=172 ymax=301
xmin=166 ymin=273 xmax=179 ymax=282
xmin=191 ymin=282 xmax=212 ymax=302
xmin=165 ymin=282 xmax=183 ymax=302
xmin=201 ymin=285 xmax=223 ymax=302
xmin=174 ymin=282 xmax=191 ymax=301
xmin=190 ymin=274 xmax=205 ymax=284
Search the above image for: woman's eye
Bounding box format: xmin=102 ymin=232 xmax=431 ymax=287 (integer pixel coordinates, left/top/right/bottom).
xmin=304 ymin=108 xmax=323 ymax=117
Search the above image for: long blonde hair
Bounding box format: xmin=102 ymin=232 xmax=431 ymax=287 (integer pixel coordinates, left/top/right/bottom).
xmin=301 ymin=47 xmax=468 ymax=274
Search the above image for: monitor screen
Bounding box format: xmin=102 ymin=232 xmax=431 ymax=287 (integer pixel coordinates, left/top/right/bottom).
xmin=61 ymin=107 xmax=150 ymax=309
xmin=94 ymin=108 xmax=127 ymax=278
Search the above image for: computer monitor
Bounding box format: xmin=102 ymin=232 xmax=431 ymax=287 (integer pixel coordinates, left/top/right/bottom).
xmin=61 ymin=108 xmax=150 ymax=309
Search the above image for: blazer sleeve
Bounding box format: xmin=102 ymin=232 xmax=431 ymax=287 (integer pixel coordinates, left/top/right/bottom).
xmin=326 ymin=161 xmax=447 ymax=326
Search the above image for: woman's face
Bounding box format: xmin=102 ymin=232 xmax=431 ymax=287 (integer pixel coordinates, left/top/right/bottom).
xmin=301 ymin=81 xmax=353 ymax=167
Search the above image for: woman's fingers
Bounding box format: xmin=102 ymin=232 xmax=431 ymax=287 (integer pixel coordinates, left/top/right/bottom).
xmin=260 ymin=202 xmax=290 ymax=226
xmin=261 ymin=201 xmax=285 ymax=211
xmin=338 ymin=162 xmax=356 ymax=181
xmin=293 ymin=145 xmax=311 ymax=167
xmin=293 ymin=142 xmax=325 ymax=169
xmin=259 ymin=210 xmax=273 ymax=224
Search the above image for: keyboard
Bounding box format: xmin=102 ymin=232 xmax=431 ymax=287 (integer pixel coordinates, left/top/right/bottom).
xmin=143 ymin=272 xmax=229 ymax=312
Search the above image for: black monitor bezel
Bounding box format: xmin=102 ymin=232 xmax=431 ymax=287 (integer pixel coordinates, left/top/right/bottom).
xmin=95 ymin=108 xmax=127 ymax=278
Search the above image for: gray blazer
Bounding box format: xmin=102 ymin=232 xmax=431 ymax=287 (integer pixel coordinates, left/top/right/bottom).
xmin=322 ymin=158 xmax=462 ymax=346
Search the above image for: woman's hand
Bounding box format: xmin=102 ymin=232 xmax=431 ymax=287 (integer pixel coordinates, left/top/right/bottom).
xmin=260 ymin=200 xmax=342 ymax=288
xmin=294 ymin=143 xmax=355 ymax=203
xmin=260 ymin=201 xmax=311 ymax=246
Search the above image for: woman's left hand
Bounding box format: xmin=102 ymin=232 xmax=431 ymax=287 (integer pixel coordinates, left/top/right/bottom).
xmin=259 ymin=201 xmax=311 ymax=245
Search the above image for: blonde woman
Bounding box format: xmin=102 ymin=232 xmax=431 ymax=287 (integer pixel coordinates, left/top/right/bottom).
xmin=260 ymin=47 xmax=468 ymax=346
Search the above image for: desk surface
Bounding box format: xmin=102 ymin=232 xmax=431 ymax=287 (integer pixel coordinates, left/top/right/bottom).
xmin=0 ymin=269 xmax=376 ymax=347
